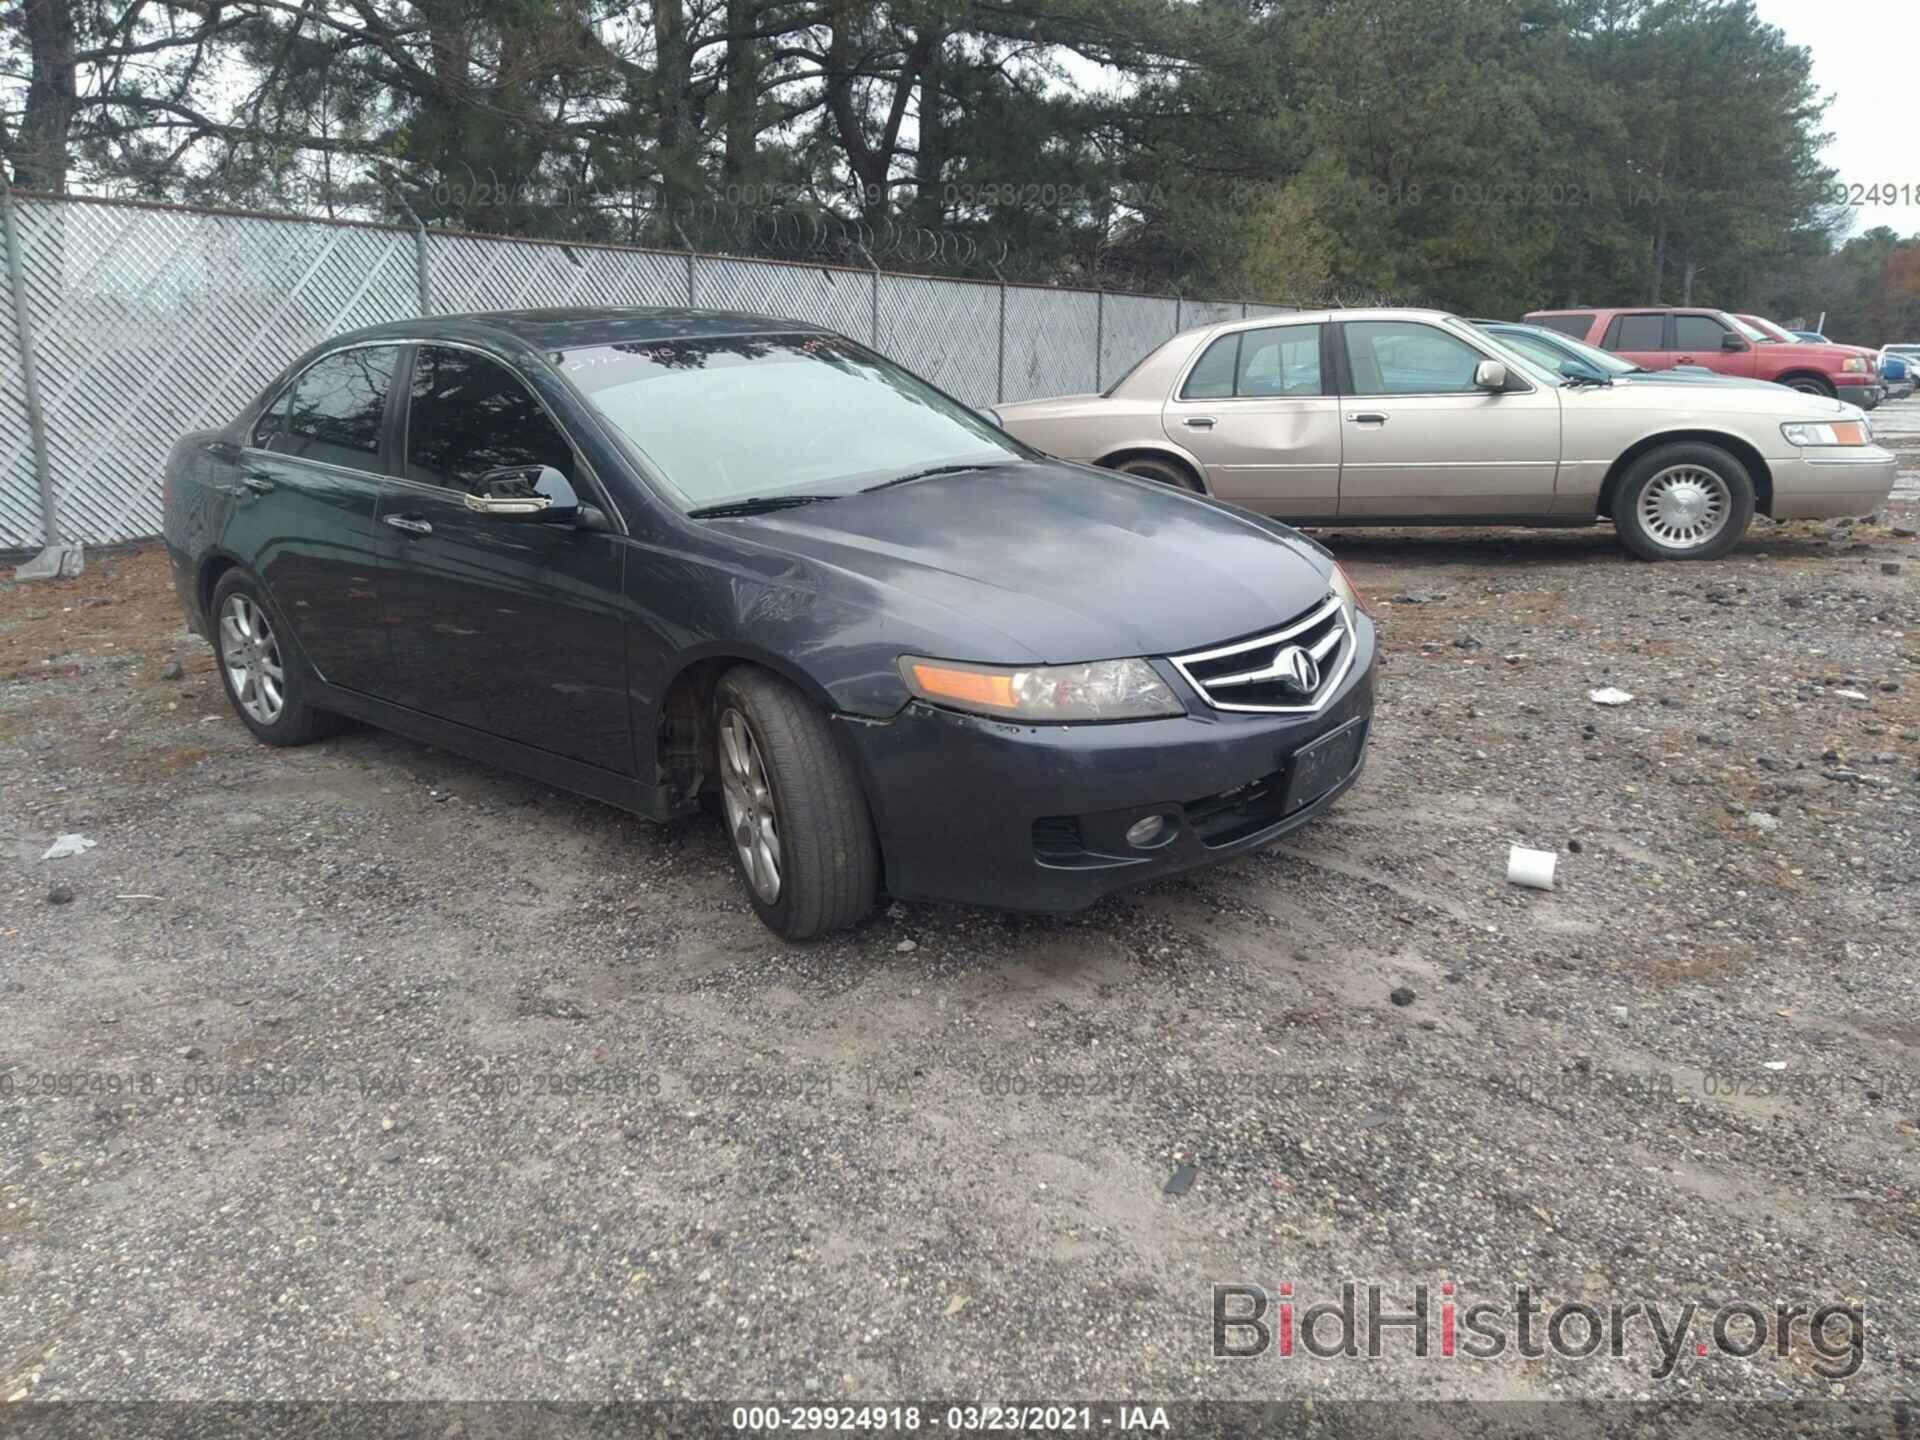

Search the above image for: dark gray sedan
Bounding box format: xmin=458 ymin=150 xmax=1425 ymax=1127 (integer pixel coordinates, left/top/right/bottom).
xmin=163 ymin=308 xmax=1375 ymax=938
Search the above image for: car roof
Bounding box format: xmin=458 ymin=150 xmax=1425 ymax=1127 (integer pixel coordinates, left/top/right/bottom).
xmin=329 ymin=306 xmax=833 ymax=352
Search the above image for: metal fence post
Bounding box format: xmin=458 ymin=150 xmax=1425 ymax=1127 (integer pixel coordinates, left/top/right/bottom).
xmin=856 ymin=243 xmax=881 ymax=347
xmin=387 ymin=184 xmax=432 ymax=316
xmin=674 ymin=223 xmax=697 ymax=305
xmin=1094 ymin=290 xmax=1104 ymax=392
xmin=2 ymin=182 xmax=81 ymax=579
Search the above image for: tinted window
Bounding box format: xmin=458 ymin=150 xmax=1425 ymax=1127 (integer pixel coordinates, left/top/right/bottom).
xmin=1181 ymin=335 xmax=1239 ymax=399
xmin=406 ymin=347 xmax=575 ymax=491
xmin=1528 ymin=312 xmax=1594 ymax=338
xmin=1236 ymin=324 xmax=1324 ymax=396
xmin=251 ymin=385 xmax=290 ymax=449
xmin=1673 ymin=315 xmax=1732 ymax=352
xmin=1604 ymin=314 xmax=1665 ymax=351
xmin=1343 ymin=321 xmax=1484 ymax=395
xmin=270 ymin=347 xmax=398 ymax=466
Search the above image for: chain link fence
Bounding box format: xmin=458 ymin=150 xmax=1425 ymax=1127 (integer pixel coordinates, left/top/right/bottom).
xmin=1 ymin=193 xmax=1295 ymax=548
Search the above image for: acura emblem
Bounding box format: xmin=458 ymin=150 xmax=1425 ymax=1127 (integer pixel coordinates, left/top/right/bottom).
xmin=1274 ymin=645 xmax=1320 ymax=695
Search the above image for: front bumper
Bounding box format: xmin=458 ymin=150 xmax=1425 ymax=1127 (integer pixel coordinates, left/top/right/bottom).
xmin=839 ymin=619 xmax=1377 ymax=912
xmin=1769 ymin=445 xmax=1899 ymax=519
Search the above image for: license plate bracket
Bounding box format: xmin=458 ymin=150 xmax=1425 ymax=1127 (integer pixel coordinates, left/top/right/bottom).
xmin=1282 ymin=718 xmax=1365 ymax=814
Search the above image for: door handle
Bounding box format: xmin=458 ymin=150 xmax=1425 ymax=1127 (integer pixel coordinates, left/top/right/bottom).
xmin=384 ymin=514 xmax=433 ymax=536
xmin=1182 ymin=416 xmax=1216 ymax=428
xmin=1346 ymin=412 xmax=1389 ymax=425
xmin=1675 ymin=355 xmax=1694 ymax=364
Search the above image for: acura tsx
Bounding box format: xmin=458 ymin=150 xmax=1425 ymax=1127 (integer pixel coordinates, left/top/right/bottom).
xmin=163 ymin=308 xmax=1375 ymax=938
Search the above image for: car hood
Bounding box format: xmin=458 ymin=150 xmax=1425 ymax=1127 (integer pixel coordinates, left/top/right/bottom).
xmin=710 ymin=461 xmax=1331 ymax=664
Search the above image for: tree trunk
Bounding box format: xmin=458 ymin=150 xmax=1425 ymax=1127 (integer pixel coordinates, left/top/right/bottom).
xmin=1680 ymin=253 xmax=1697 ymax=306
xmin=13 ymin=0 xmax=78 ymax=192
xmin=722 ymin=0 xmax=760 ymax=184
xmin=1648 ymin=217 xmax=1667 ymax=305
xmin=653 ymin=0 xmax=697 ymax=219
xmin=911 ymin=37 xmax=946 ymax=232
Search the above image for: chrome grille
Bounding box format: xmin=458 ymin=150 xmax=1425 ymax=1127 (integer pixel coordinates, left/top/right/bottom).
xmin=1171 ymin=594 xmax=1354 ymax=713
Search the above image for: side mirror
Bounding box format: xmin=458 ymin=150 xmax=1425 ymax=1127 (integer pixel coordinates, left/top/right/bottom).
xmin=465 ymin=465 xmax=581 ymax=521
xmin=1473 ymin=359 xmax=1509 ymax=391
xmin=1720 ymin=333 xmax=1747 ymax=352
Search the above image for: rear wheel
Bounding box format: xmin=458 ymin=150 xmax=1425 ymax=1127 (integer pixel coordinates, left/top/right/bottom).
xmin=1611 ymin=442 xmax=1755 ymax=562
xmin=713 ymin=667 xmax=878 ymax=940
xmin=211 ymin=570 xmax=345 ymax=746
xmin=1112 ymin=455 xmax=1201 ymax=491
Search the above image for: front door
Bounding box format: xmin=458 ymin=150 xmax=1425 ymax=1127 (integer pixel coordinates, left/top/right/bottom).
xmin=1161 ymin=323 xmax=1341 ymax=517
xmin=371 ymin=344 xmax=632 ymax=774
xmin=1334 ymin=319 xmax=1561 ymax=517
xmin=234 ymin=343 xmax=404 ymax=693
xmin=1666 ymin=311 xmax=1757 ymax=378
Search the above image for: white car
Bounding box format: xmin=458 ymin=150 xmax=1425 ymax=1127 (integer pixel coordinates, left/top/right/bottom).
xmin=992 ymin=308 xmax=1898 ymax=561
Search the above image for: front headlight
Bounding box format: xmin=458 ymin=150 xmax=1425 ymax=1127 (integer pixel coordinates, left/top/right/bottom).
xmin=1781 ymin=420 xmax=1870 ymax=447
xmin=1842 ymin=357 xmax=1868 ymax=373
xmin=900 ymin=655 xmax=1183 ymax=722
xmin=1329 ymin=561 xmax=1364 ymax=630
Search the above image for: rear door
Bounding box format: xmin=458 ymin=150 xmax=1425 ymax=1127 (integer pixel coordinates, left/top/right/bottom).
xmin=1333 ymin=318 xmax=1561 ymax=517
xmin=1160 ymin=322 xmax=1341 ymax=516
xmin=370 ymin=344 xmax=632 ymax=773
xmin=236 ymin=344 xmax=403 ymax=693
xmin=1597 ymin=311 xmax=1670 ymax=371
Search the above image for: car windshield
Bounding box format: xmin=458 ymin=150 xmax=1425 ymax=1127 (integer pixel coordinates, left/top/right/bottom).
xmin=1730 ymin=316 xmax=1772 ymax=342
xmin=1744 ymin=316 xmax=1797 ymax=343
xmin=561 ymin=332 xmax=1024 ymax=509
xmin=1480 ymin=323 xmax=1638 ymax=378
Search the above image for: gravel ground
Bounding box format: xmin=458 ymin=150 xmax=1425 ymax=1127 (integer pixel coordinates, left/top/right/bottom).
xmin=3 ymin=407 xmax=1918 ymax=1411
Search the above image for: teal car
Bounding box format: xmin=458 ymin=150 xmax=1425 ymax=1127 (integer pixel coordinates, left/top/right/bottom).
xmin=1471 ymin=320 xmax=1765 ymax=389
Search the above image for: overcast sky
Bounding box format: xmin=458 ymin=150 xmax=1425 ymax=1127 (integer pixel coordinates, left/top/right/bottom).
xmin=1752 ymin=0 xmax=1920 ymax=239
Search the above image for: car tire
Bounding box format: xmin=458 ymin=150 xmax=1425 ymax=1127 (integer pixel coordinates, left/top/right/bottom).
xmin=1784 ymin=375 xmax=1836 ymax=399
xmin=712 ymin=666 xmax=878 ymax=940
xmin=1113 ymin=456 xmax=1201 ymax=491
xmin=1611 ymin=442 xmax=1755 ymax=562
xmin=209 ymin=569 xmax=346 ymax=746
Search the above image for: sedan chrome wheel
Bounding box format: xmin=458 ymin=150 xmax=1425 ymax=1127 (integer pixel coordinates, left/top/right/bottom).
xmin=719 ymin=708 xmax=782 ymax=903
xmin=1637 ymin=465 xmax=1731 ymax=550
xmin=219 ymin=593 xmax=286 ymax=724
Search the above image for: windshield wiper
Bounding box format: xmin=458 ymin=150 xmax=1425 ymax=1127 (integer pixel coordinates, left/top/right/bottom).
xmin=859 ymin=461 xmax=1017 ymax=494
xmin=686 ymin=493 xmax=839 ymax=519
xmin=1562 ymin=374 xmax=1613 ymax=389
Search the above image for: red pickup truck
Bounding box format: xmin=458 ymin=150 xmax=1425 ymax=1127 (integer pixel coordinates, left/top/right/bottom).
xmin=1522 ymin=307 xmax=1883 ymax=409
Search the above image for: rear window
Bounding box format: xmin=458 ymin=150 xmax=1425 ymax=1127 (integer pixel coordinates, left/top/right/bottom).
xmin=1526 ymin=312 xmax=1593 ymax=339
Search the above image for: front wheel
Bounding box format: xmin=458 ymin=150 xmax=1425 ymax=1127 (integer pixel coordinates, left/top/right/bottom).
xmin=713 ymin=667 xmax=879 ymax=940
xmin=1785 ymin=375 xmax=1836 ymax=399
xmin=1611 ymin=443 xmax=1755 ymax=561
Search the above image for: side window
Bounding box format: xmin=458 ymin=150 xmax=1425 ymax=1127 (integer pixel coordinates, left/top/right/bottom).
xmin=1180 ymin=335 xmax=1239 ymax=400
xmin=251 ymin=384 xmax=290 ymax=449
xmin=1672 ymin=314 xmax=1731 ymax=352
xmin=406 ymin=346 xmax=576 ymax=490
xmin=271 ymin=347 xmax=399 ymax=467
xmin=1235 ymin=324 xmax=1324 ymax=396
xmin=1343 ymin=321 xmax=1484 ymax=396
xmin=1528 ymin=312 xmax=1593 ymax=339
xmin=1603 ymin=313 xmax=1665 ymax=351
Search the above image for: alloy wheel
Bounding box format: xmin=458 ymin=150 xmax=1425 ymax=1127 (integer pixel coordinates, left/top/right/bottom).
xmin=718 ymin=708 xmax=783 ymax=903
xmin=219 ymin=593 xmax=286 ymax=724
xmin=1637 ymin=465 xmax=1732 ymax=551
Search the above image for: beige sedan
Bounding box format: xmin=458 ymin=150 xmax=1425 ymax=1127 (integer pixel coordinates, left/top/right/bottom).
xmin=990 ymin=308 xmax=1897 ymax=559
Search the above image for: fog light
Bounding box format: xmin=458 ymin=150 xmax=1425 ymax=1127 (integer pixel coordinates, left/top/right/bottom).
xmin=1126 ymin=814 xmax=1170 ymax=848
